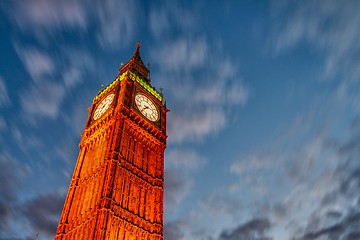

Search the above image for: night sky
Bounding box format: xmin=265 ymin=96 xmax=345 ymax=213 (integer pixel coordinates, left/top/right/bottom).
xmin=1 ymin=1 xmax=360 ymax=239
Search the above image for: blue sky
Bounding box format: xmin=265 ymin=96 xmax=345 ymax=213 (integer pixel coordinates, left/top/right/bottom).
xmin=1 ymin=0 xmax=360 ymax=239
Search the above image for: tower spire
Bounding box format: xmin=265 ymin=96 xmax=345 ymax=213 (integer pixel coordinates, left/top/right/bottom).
xmin=133 ymin=41 xmax=141 ymax=60
xmin=119 ymin=41 xmax=150 ymax=83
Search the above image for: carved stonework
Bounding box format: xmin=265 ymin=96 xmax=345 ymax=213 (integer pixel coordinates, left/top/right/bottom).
xmin=55 ymin=43 xmax=167 ymax=240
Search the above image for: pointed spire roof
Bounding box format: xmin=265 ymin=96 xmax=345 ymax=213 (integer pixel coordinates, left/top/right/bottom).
xmin=119 ymin=41 xmax=150 ymax=83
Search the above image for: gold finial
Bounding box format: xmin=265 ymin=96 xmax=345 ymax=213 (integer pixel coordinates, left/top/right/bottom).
xmin=136 ymin=41 xmax=141 ymax=51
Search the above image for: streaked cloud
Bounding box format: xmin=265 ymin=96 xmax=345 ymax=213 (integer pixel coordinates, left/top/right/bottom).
xmin=149 ymin=1 xmax=197 ymax=38
xmin=20 ymin=80 xmax=65 ymax=119
xmin=200 ymin=191 xmax=243 ymax=219
xmin=152 ymin=37 xmax=248 ymax=143
xmin=4 ymin=0 xmax=139 ymax=49
xmin=273 ymin=0 xmax=360 ymax=82
xmin=154 ymin=37 xmax=208 ymax=72
xmin=166 ymin=149 xmax=206 ymax=171
xmin=21 ymin=191 xmax=65 ymax=237
xmin=218 ymin=218 xmax=272 ymax=240
xmin=0 ymin=77 xmax=10 ymax=107
xmin=0 ymin=152 xmax=30 ymax=234
xmin=14 ymin=47 xmax=55 ymax=82
xmin=95 ymin=0 xmax=139 ymax=49
xmin=6 ymin=0 xmax=87 ymax=31
xmin=164 ymin=168 xmax=191 ymax=207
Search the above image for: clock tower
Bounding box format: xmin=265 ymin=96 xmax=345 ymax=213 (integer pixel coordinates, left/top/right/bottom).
xmin=55 ymin=43 xmax=167 ymax=240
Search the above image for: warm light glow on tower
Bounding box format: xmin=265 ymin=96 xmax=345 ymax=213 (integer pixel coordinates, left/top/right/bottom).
xmin=55 ymin=42 xmax=167 ymax=240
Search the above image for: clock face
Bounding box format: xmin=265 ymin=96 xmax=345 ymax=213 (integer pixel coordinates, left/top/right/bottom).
xmin=135 ymin=93 xmax=159 ymax=122
xmin=92 ymin=93 xmax=115 ymax=120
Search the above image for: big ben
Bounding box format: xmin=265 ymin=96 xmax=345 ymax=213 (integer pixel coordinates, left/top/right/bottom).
xmin=55 ymin=42 xmax=167 ymax=239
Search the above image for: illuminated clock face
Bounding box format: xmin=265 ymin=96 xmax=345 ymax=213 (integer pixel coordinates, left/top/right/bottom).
xmin=92 ymin=93 xmax=115 ymax=120
xmin=135 ymin=93 xmax=159 ymax=122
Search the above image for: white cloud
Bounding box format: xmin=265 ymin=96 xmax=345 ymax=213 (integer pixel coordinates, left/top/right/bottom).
xmin=230 ymin=150 xmax=278 ymax=176
xmin=151 ymin=37 xmax=248 ymax=143
xmin=8 ymin=0 xmax=87 ymax=31
xmin=168 ymin=107 xmax=226 ymax=143
xmin=149 ymin=7 xmax=170 ymax=38
xmin=154 ymin=38 xmax=208 ymax=72
xmin=149 ymin=2 xmax=197 ymax=39
xmin=15 ymin=44 xmax=97 ymax=120
xmin=273 ymin=0 xmax=360 ymax=82
xmin=15 ymin=47 xmax=55 ymax=82
xmin=166 ymin=149 xmax=206 ymax=171
xmin=20 ymin=81 xmax=65 ymax=119
xmin=0 ymin=77 xmax=10 ymax=107
xmin=4 ymin=0 xmax=138 ymax=49
xmin=94 ymin=0 xmax=139 ymax=49
xmin=200 ymin=191 xmax=244 ymax=218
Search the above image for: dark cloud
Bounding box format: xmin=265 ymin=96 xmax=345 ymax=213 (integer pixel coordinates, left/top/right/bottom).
xmin=296 ymin=169 xmax=360 ymax=240
xmin=164 ymin=219 xmax=186 ymax=240
xmin=345 ymin=231 xmax=360 ymax=240
xmin=0 ymin=153 xmax=29 ymax=232
xmin=218 ymin=218 xmax=272 ymax=240
xmin=21 ymin=191 xmax=65 ymax=237
xmin=301 ymin=224 xmax=343 ymax=240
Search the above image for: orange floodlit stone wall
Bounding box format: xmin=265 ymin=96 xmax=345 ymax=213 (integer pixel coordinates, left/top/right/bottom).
xmin=55 ymin=44 xmax=167 ymax=240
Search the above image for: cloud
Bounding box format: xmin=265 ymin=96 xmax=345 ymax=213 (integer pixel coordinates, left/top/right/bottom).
xmin=0 ymin=77 xmax=10 ymax=107
xmin=17 ymin=0 xmax=86 ymax=28
xmin=164 ymin=212 xmax=202 ymax=240
xmin=5 ymin=0 xmax=87 ymax=38
xmin=272 ymin=0 xmax=360 ymax=82
xmin=15 ymin=47 xmax=55 ymax=82
xmin=166 ymin=149 xmax=206 ymax=171
xmin=20 ymin=191 xmax=65 ymax=237
xmin=287 ymin=130 xmax=360 ymax=239
xmin=15 ymin=44 xmax=96 ymax=120
xmin=149 ymin=1 xmax=197 ymax=38
xmin=218 ymin=218 xmax=272 ymax=240
xmin=230 ymin=150 xmax=278 ymax=176
xmin=298 ymin=210 xmax=360 ymax=240
xmin=154 ymin=37 xmax=208 ymax=72
xmin=200 ymin=191 xmax=243 ymax=219
xmin=151 ymin=37 xmax=248 ymax=143
xmin=3 ymin=0 xmax=139 ymax=49
xmin=164 ymin=219 xmax=186 ymax=240
xmin=14 ymin=47 xmax=65 ymax=119
xmin=20 ymin=80 xmax=66 ymax=119
xmin=94 ymin=0 xmax=139 ymax=49
xmin=164 ymin=168 xmax=191 ymax=207
xmin=0 ymin=152 xmax=30 ymax=233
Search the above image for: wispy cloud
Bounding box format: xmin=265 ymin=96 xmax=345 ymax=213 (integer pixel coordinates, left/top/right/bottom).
xmin=149 ymin=1 xmax=197 ymax=39
xmin=0 ymin=77 xmax=10 ymax=107
xmin=151 ymin=37 xmax=248 ymax=143
xmin=272 ymin=0 xmax=360 ymax=82
xmin=94 ymin=0 xmax=139 ymax=49
xmin=166 ymin=149 xmax=206 ymax=171
xmin=14 ymin=46 xmax=55 ymax=82
xmin=3 ymin=0 xmax=139 ymax=49
xmin=219 ymin=218 xmax=272 ymax=240
xmin=20 ymin=80 xmax=65 ymax=119
xmin=5 ymin=0 xmax=87 ymax=39
xmin=0 ymin=152 xmax=30 ymax=234
xmin=164 ymin=168 xmax=191 ymax=207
